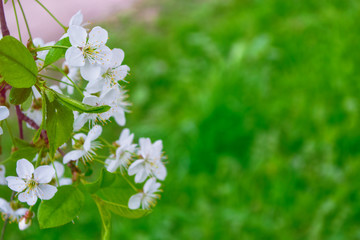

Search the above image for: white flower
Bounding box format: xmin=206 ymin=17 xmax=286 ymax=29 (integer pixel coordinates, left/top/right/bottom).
xmin=85 ymin=48 xmax=130 ymax=93
xmin=18 ymin=217 xmax=31 ymax=231
xmin=0 ymin=165 xmax=7 ymax=185
xmin=128 ymin=178 xmax=161 ymax=210
xmin=33 ymin=38 xmax=55 ymax=70
xmin=0 ymin=198 xmax=28 ymax=222
xmin=0 ymin=106 xmax=10 ymax=135
xmin=51 ymin=161 xmax=72 ymax=186
xmin=63 ymin=125 xmax=102 ymax=164
xmin=128 ymin=138 xmax=167 ymax=183
xmin=105 ymin=128 xmax=136 ymax=173
xmin=6 ymin=159 xmax=57 ymax=206
xmin=65 ymin=26 xmax=112 ymax=81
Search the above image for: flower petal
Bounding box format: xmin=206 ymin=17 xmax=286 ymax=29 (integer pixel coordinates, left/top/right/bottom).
xmin=69 ymin=10 xmax=83 ymax=26
xmin=34 ymin=166 xmax=55 ymax=184
xmin=63 ymin=150 xmax=85 ymax=164
xmin=152 ymin=161 xmax=167 ymax=181
xmin=18 ymin=190 xmax=37 ymax=206
xmin=84 ymin=125 xmax=102 ymax=151
xmin=59 ymin=178 xmax=72 ymax=186
xmin=37 ymin=184 xmax=57 ymax=200
xmin=68 ymin=25 xmax=87 ymax=47
xmin=111 ymin=48 xmax=124 ymax=67
xmin=88 ymin=26 xmax=108 ymax=46
xmin=80 ymin=61 xmax=101 ymax=81
xmin=0 ymin=106 xmax=9 ymax=121
xmin=0 ymin=198 xmax=11 ymax=214
xmin=5 ymin=177 xmax=26 ymax=192
xmin=143 ymin=177 xmax=161 ymax=194
xmin=16 ymin=159 xmax=34 ymax=179
xmin=128 ymin=160 xmax=144 ymax=176
xmin=128 ymin=193 xmax=143 ymax=210
xmin=134 ymin=169 xmax=148 ymax=183
xmin=65 ymin=47 xmax=85 ymax=67
xmin=52 ymin=161 xmax=65 ymax=178
xmin=73 ymin=113 xmax=90 ymax=131
xmin=105 ymin=159 xmax=119 ymax=173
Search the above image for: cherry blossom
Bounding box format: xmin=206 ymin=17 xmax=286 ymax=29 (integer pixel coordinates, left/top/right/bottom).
xmin=128 ymin=178 xmax=161 ymax=210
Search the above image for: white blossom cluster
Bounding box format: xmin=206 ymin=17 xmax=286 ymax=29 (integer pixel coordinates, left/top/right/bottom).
xmin=0 ymin=10 xmax=167 ymax=231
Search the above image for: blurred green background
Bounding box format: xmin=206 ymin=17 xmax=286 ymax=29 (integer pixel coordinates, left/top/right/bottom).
xmin=4 ymin=0 xmax=360 ymax=239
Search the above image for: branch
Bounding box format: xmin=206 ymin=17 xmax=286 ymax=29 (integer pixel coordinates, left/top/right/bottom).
xmin=0 ymin=0 xmax=9 ymax=36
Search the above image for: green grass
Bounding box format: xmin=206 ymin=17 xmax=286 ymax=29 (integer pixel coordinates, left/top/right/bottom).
xmin=3 ymin=0 xmax=360 ymax=239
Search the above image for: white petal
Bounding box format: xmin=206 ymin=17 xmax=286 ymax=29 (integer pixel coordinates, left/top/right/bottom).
xmin=113 ymin=109 xmax=126 ymax=126
xmin=111 ymin=48 xmax=124 ymax=67
xmin=113 ymin=65 xmax=130 ymax=80
xmin=88 ymin=26 xmax=108 ymax=46
xmin=34 ymin=166 xmax=55 ymax=184
xmin=80 ymin=61 xmax=101 ymax=81
xmin=59 ymin=178 xmax=72 ymax=186
xmin=14 ymin=208 xmax=28 ymax=217
xmin=52 ymin=161 xmax=64 ymax=178
xmin=0 ymin=106 xmax=9 ymax=121
xmin=0 ymin=198 xmax=11 ymax=214
xmin=152 ymin=161 xmax=167 ymax=181
xmin=18 ymin=190 xmax=37 ymax=206
xmin=143 ymin=177 xmax=160 ymax=194
xmin=5 ymin=177 xmax=26 ymax=192
xmin=0 ymin=127 xmax=3 ymax=135
xmin=83 ymin=95 xmax=101 ymax=106
xmin=69 ymin=10 xmax=83 ymax=26
xmin=84 ymin=125 xmax=102 ymax=151
xmin=68 ymin=25 xmax=87 ymax=47
xmin=36 ymin=184 xmax=57 ymax=200
xmin=134 ymin=169 xmax=148 ymax=183
xmin=128 ymin=193 xmax=143 ymax=210
xmin=65 ymin=47 xmax=85 ymax=67
xmin=63 ymin=150 xmax=85 ymax=164
xmin=18 ymin=218 xmax=31 ymax=231
xmin=85 ymin=78 xmax=103 ymax=93
xmin=16 ymin=159 xmax=34 ymax=179
xmin=73 ymin=113 xmax=90 ymax=131
xmin=105 ymin=159 xmax=119 ymax=173
xmin=128 ymin=160 xmax=145 ymax=176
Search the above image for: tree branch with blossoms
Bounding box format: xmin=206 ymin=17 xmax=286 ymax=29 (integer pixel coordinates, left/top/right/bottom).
xmin=0 ymin=0 xmax=168 ymax=239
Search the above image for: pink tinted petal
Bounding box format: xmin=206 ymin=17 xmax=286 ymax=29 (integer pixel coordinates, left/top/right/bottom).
xmin=34 ymin=166 xmax=55 ymax=184
xmin=128 ymin=193 xmax=143 ymax=210
xmin=68 ymin=25 xmax=87 ymax=47
xmin=65 ymin=47 xmax=85 ymax=67
xmin=37 ymin=184 xmax=57 ymax=200
xmin=88 ymin=26 xmax=108 ymax=46
xmin=16 ymin=159 xmax=34 ymax=179
xmin=6 ymin=177 xmax=26 ymax=192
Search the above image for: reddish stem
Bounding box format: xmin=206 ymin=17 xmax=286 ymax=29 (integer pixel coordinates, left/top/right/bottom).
xmin=0 ymin=0 xmax=9 ymax=36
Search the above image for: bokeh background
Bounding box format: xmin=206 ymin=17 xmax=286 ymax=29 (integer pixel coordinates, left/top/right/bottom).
xmin=2 ymin=0 xmax=360 ymax=239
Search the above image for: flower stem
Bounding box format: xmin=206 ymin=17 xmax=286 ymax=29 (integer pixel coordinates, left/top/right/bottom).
xmin=16 ymin=0 xmax=32 ymax=43
xmin=50 ymin=63 xmax=84 ymax=97
xmin=0 ymin=0 xmax=10 ymax=36
xmin=34 ymin=45 xmax=69 ymax=52
xmin=38 ymin=74 xmax=78 ymax=88
xmin=34 ymin=0 xmax=66 ymax=31
xmin=4 ymin=119 xmax=16 ymax=147
xmin=11 ymin=0 xmax=22 ymax=42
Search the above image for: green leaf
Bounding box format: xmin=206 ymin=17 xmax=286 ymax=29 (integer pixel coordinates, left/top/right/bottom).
xmin=54 ymin=91 xmax=111 ymax=113
xmin=21 ymin=91 xmax=33 ymax=111
xmin=44 ymin=37 xmax=71 ymax=67
xmin=9 ymin=87 xmax=32 ymax=105
xmin=38 ymin=185 xmax=85 ymax=229
xmin=95 ymin=175 xmax=151 ymax=219
xmin=46 ymin=97 xmax=74 ymax=158
xmin=0 ymin=36 xmax=37 ymax=88
xmin=93 ymin=195 xmax=112 ymax=240
xmin=85 ymin=168 xmax=116 ymax=194
xmin=5 ymin=147 xmax=38 ymax=163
